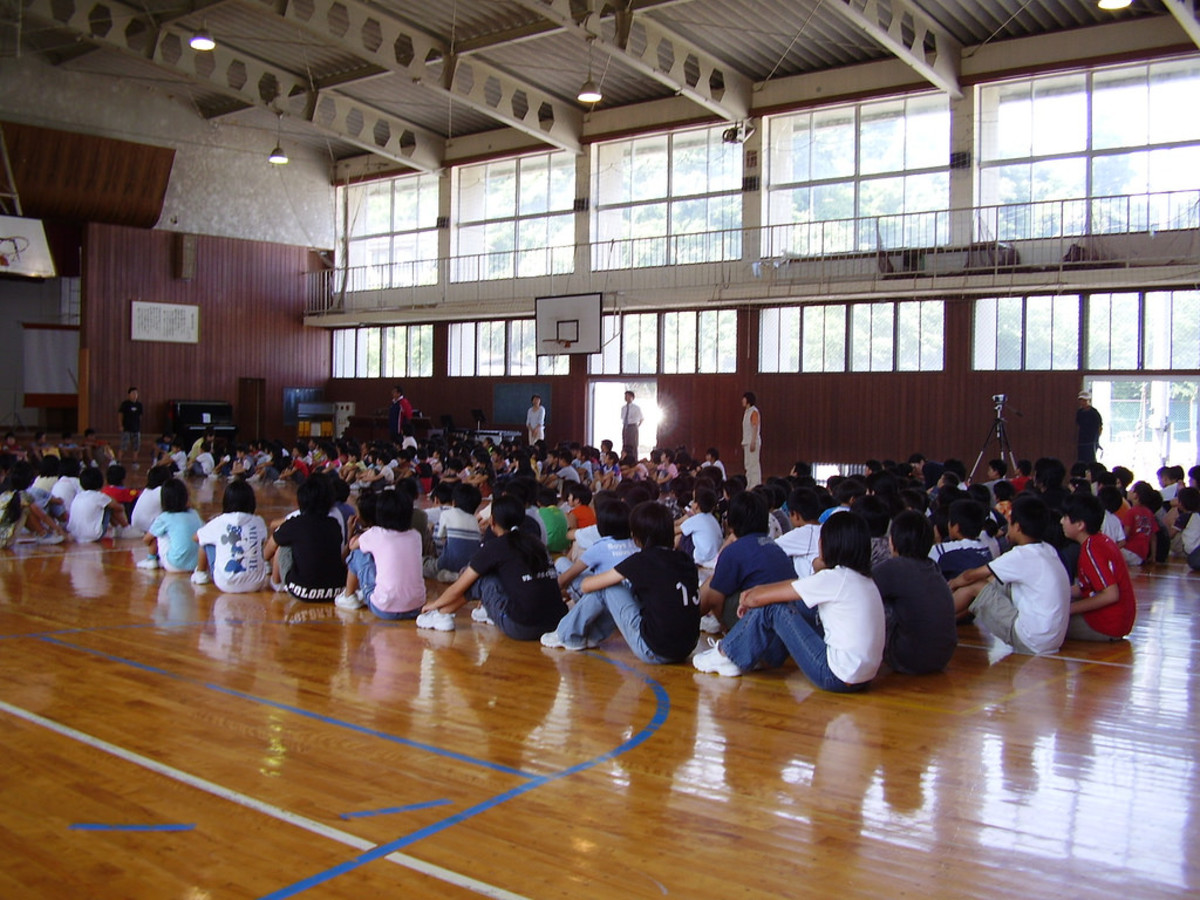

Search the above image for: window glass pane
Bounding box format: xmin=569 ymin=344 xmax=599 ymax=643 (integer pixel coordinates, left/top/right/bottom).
xmin=973 ymin=298 xmax=998 ymax=370
xmin=1093 ymin=67 xmax=1148 ymax=150
xmin=589 ymin=315 xmax=621 ymax=374
xmin=896 ymin=300 xmax=943 ymax=371
xmin=519 ymin=155 xmax=550 ymax=215
xmin=510 ymin=320 xmax=537 ymax=375
xmin=662 ymin=311 xmax=696 ymax=374
xmin=1031 ymin=74 xmax=1087 ymax=156
xmin=803 ymin=305 xmax=846 ymax=373
xmin=623 ymin=314 xmax=658 ymax=374
xmin=859 ymin=99 xmax=905 ymax=175
xmin=1023 ymin=295 xmax=1080 ymax=370
xmin=759 ymin=307 xmax=800 ymax=373
xmin=769 ymin=113 xmax=812 ymax=184
xmin=410 ymin=325 xmax=433 ymax=378
xmin=905 ymin=94 xmax=950 ymax=171
xmin=1146 ymin=290 xmax=1200 ymax=369
xmin=449 ymin=322 xmax=476 ymax=376
xmin=1148 ymin=59 xmax=1200 ymax=144
xmin=477 ymin=321 xmax=506 ymax=376
xmin=631 ymin=136 xmax=670 ymax=202
xmin=812 ymin=108 xmax=855 ymax=179
xmin=699 ymin=309 xmax=738 ymax=373
xmin=355 ymin=327 xmax=380 ymax=378
xmin=1087 ymin=293 xmax=1140 ymax=369
xmin=332 ymin=329 xmax=354 ymax=378
xmin=352 ymin=182 xmax=392 ymax=237
xmin=538 ymin=353 xmax=570 ymax=376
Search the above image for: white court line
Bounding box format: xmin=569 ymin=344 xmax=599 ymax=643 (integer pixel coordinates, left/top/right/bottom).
xmin=0 ymin=700 xmax=531 ymax=900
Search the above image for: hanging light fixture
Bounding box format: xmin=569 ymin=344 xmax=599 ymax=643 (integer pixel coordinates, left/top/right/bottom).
xmin=577 ymin=38 xmax=603 ymax=104
xmin=1097 ymin=0 xmax=1131 ymax=9
xmin=268 ymin=112 xmax=288 ymax=165
xmin=189 ymin=27 xmax=215 ymax=51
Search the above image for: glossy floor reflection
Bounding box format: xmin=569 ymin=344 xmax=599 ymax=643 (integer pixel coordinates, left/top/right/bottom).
xmin=1 ymin=480 xmax=1198 ymax=898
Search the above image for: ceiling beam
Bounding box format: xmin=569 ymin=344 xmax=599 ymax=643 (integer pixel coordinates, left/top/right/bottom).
xmin=1162 ymin=0 xmax=1200 ymax=49
xmin=264 ymin=0 xmax=584 ymax=154
xmin=824 ymin=0 xmax=962 ymax=99
xmin=21 ymin=0 xmax=445 ymax=170
xmin=510 ymin=0 xmax=751 ymax=121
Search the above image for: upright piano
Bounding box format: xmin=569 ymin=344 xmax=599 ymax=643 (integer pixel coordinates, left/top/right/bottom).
xmin=167 ymin=400 xmax=237 ymax=445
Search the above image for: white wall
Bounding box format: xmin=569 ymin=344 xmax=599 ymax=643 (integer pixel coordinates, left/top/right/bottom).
xmin=0 ymin=56 xmax=335 ymax=249
xmin=0 ymin=276 xmax=65 ymax=429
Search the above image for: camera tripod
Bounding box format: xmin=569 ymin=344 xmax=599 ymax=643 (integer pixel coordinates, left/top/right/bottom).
xmin=968 ymin=397 xmax=1017 ymax=484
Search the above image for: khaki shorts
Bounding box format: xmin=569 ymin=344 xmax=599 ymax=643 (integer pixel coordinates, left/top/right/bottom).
xmin=969 ymin=580 xmax=1038 ymax=655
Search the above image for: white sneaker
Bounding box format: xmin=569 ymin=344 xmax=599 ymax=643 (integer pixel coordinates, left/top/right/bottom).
xmin=693 ymin=640 xmax=744 ymax=677
xmin=190 ymin=570 xmax=210 ymax=585
xmin=136 ymin=556 xmax=160 ymax=570
xmin=37 ymin=533 xmax=65 ymax=545
xmin=470 ymin=605 xmax=495 ymax=625
xmin=699 ymin=612 xmax=723 ymax=634
xmin=540 ymin=631 xmax=565 ymax=648
xmin=335 ymin=590 xmax=365 ymax=610
xmin=416 ymin=610 xmax=456 ymax=632
xmin=270 ymin=579 xmax=287 ymax=593
xmin=436 ymin=569 xmax=460 ymax=583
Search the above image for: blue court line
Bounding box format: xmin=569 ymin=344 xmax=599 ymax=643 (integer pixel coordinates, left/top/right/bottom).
xmin=32 ymin=635 xmax=536 ymax=780
xmin=339 ymin=800 xmax=453 ymax=820
xmin=70 ymin=823 xmax=195 ymax=832
xmin=258 ymin=654 xmax=671 ymax=900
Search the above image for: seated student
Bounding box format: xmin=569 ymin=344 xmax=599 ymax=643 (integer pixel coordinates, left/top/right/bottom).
xmin=265 ymin=477 xmax=346 ymax=602
xmin=50 ymin=456 xmax=84 ymax=521
xmin=153 ymin=437 xmax=188 ymax=475
xmin=188 ymin=441 xmax=217 ymax=478
xmin=1096 ymin=484 xmax=1128 ymax=546
xmin=929 ymin=499 xmax=995 ymax=581
xmin=1118 ymin=481 xmax=1160 ymax=567
xmin=775 ymin=487 xmax=823 ymax=578
xmin=693 ymin=511 xmax=885 ymax=693
xmin=537 ymin=487 xmax=570 ymax=554
xmin=556 ymin=498 xmax=638 ymax=603
xmin=699 ymin=491 xmax=797 ymax=633
xmin=425 ymin=482 xmax=483 ymax=581
xmin=67 ymin=466 xmax=127 ymax=544
xmin=129 ymin=465 xmax=172 ymax=535
xmin=564 ymin=482 xmax=596 ymax=535
xmin=1059 ymin=493 xmax=1136 ymax=642
xmin=141 ymin=479 xmax=204 ymax=573
xmin=949 ymin=495 xmax=1070 ymax=656
xmin=192 ymin=478 xmax=270 ymax=592
xmin=854 ymin=494 xmax=893 ymax=569
xmin=423 ymin=480 xmax=453 ymax=535
xmin=1009 ymin=459 xmax=1033 ymax=493
xmin=103 ymin=464 xmax=139 ymax=522
xmin=542 ymin=501 xmax=700 ymax=662
xmin=2 ymin=460 xmax=68 ymax=546
xmin=700 ymin=446 xmax=726 ymax=479
xmin=1172 ymin=486 xmax=1200 ymax=571
xmin=871 ymin=510 xmax=957 ymax=674
xmin=337 ymin=490 xmax=425 ymax=618
xmin=417 ymin=495 xmax=567 ymax=638
xmin=676 ymin=486 xmax=723 ymax=567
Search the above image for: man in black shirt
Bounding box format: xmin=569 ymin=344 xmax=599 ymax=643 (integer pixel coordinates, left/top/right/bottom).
xmin=1076 ymin=390 xmax=1103 ymax=463
xmin=118 ymin=387 xmax=144 ymax=465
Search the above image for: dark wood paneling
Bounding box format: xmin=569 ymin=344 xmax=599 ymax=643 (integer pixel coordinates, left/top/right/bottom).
xmin=4 ymin=123 xmax=174 ymax=228
xmin=82 ymin=223 xmax=328 ymax=440
xmin=325 ymin=301 xmax=1084 ymax=480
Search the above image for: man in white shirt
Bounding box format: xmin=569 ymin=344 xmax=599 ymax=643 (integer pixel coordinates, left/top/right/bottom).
xmin=741 ymin=391 xmax=762 ymax=488
xmin=621 ymin=391 xmax=643 ymax=458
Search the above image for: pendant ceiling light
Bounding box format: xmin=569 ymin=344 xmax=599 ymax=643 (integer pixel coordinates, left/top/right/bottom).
xmin=577 ymin=38 xmax=603 ymax=104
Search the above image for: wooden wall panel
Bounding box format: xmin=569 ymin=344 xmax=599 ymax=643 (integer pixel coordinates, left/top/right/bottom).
xmin=324 ymin=300 xmax=1084 ymax=481
xmin=82 ymin=223 xmax=328 ymax=440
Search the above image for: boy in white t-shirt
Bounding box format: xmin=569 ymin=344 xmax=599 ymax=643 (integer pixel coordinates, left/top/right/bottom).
xmin=192 ymin=479 xmax=270 ymax=591
xmin=949 ymin=495 xmax=1070 ymax=655
xmin=68 ymin=467 xmax=129 ymax=542
xmin=774 ymin=487 xmax=823 ymax=578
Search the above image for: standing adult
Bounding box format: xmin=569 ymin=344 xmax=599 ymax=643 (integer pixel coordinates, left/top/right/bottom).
xmin=118 ymin=387 xmax=144 ymax=466
xmin=388 ymin=385 xmax=413 ymax=445
xmin=621 ymin=391 xmax=643 ymax=459
xmin=741 ymin=391 xmax=762 ymax=488
xmin=1076 ymin=390 xmax=1103 ymax=463
xmin=526 ymin=394 xmax=546 ymax=445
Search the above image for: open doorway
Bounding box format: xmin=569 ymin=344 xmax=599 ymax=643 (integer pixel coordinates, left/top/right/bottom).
xmin=1088 ymin=377 xmax=1199 ymax=482
xmin=589 ymin=380 xmax=659 ymax=458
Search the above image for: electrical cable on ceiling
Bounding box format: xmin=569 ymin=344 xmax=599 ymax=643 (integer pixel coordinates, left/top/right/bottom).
xmin=963 ymin=0 xmax=1037 ymax=59
xmin=762 ymin=0 xmax=824 ymax=85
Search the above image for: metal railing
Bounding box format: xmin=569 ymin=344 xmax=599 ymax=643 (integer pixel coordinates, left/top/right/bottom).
xmin=306 ymin=189 xmax=1200 ymax=316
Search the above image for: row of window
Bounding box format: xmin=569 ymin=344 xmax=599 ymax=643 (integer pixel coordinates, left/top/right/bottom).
xmin=336 ymin=56 xmax=1200 ymax=290
xmin=332 ymin=289 xmax=1198 ymax=378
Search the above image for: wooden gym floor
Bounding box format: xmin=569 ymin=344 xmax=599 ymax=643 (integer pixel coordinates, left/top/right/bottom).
xmin=1 ymin=477 xmax=1199 ymax=899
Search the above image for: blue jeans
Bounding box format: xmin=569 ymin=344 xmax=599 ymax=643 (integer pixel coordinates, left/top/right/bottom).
xmin=554 ymin=584 xmax=673 ymax=663
xmin=347 ymin=548 xmax=419 ymax=620
xmin=473 ymin=575 xmax=544 ymax=641
xmin=721 ymin=601 xmax=868 ymax=693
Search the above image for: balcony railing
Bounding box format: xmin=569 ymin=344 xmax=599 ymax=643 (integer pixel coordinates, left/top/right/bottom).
xmin=306 ymin=190 xmax=1200 ymax=316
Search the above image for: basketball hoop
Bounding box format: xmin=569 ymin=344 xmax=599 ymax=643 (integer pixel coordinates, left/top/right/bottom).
xmin=543 ymin=338 xmax=573 ymax=350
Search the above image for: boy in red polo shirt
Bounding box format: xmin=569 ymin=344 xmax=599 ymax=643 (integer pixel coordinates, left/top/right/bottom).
xmin=1061 ymin=493 xmax=1136 ymax=642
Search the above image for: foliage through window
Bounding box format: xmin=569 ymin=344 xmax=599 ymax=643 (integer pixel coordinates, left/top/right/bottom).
xmin=447 ymin=320 xmax=569 ymax=377
xmin=759 ymin=301 xmax=942 ymax=373
xmin=973 ymin=295 xmax=1080 ymax=370
xmin=332 ymin=325 xmax=433 ymax=378
xmin=338 ymin=174 xmax=440 ymax=291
